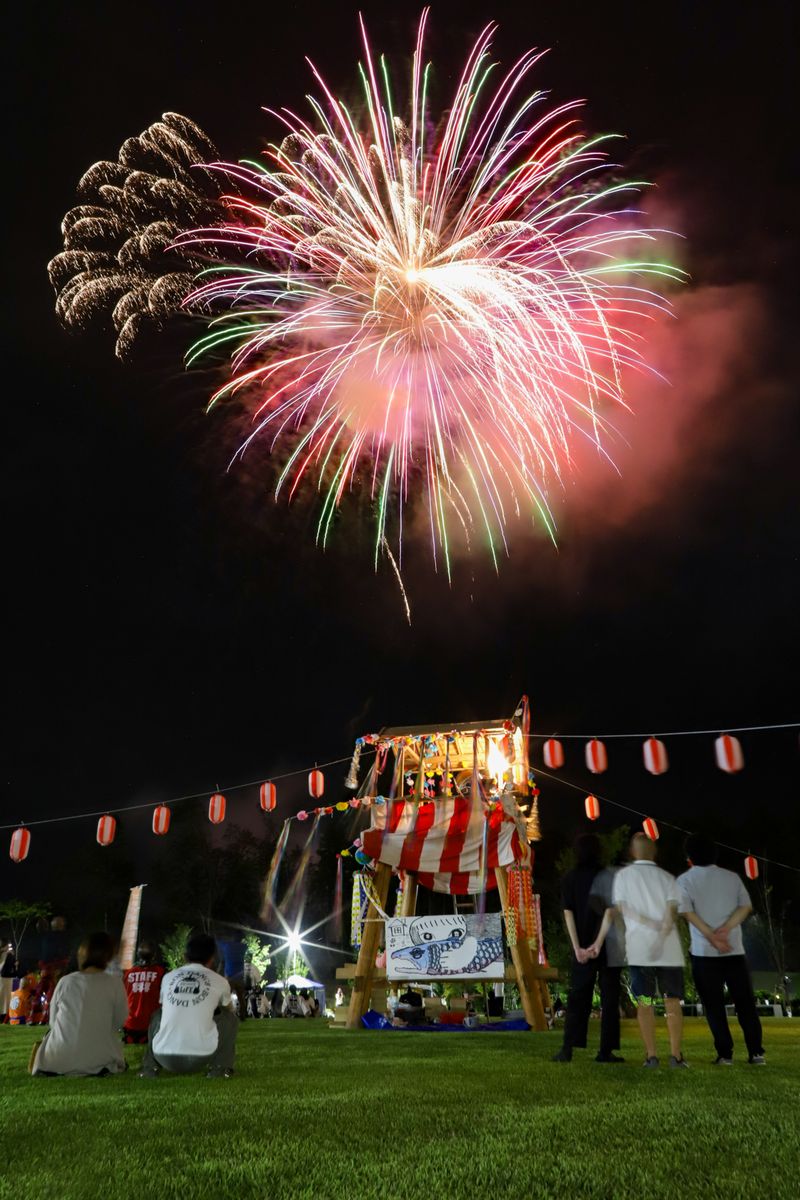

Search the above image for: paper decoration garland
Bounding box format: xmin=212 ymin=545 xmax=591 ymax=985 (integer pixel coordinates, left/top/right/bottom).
xmin=643 ymin=817 xmax=660 ymax=841
xmin=585 ymin=794 xmax=600 ymax=821
xmin=585 ymin=739 xmax=608 ymax=774
xmin=208 ymin=793 xmax=226 ymax=824
xmin=152 ymin=805 xmax=171 ymax=835
xmin=10 ymin=827 xmax=30 ymax=863
xmin=643 ymin=737 xmax=669 ymax=775
xmin=715 ymin=734 xmax=744 ymax=773
xmin=96 ymin=815 xmax=116 ymax=846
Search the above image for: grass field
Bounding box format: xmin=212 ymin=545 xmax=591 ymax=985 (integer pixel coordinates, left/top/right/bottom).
xmin=2 ymin=1018 xmax=798 ymax=1200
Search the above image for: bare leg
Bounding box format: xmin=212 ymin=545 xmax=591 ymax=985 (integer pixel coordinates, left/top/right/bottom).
xmin=665 ymin=996 xmax=684 ymax=1058
xmin=636 ymin=1003 xmax=657 ymax=1059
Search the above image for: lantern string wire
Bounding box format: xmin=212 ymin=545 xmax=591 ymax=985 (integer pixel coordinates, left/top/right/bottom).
xmin=533 ymin=765 xmax=800 ymax=874
xmin=526 ymin=722 xmax=799 ymax=739
xmin=0 ymin=751 xmax=375 ymax=831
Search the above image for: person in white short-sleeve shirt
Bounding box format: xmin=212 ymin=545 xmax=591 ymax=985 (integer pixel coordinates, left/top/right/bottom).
xmin=591 ymin=833 xmax=687 ymax=1069
xmin=139 ymin=932 xmax=238 ymax=1079
xmin=676 ymin=832 xmax=764 ymax=1065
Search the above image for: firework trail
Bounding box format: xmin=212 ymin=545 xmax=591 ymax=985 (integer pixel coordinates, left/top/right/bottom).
xmin=49 ymin=112 xmax=230 ymax=358
xmin=51 ymin=14 xmax=682 ymax=572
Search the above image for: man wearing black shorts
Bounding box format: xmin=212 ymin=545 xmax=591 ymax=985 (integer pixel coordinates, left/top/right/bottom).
xmin=591 ymin=833 xmax=688 ymax=1068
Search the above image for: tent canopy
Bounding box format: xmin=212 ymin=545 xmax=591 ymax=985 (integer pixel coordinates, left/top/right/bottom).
xmin=265 ymin=974 xmax=323 ymax=990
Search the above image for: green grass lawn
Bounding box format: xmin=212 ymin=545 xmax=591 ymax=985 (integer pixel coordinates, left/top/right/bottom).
xmin=1 ymin=1018 xmax=798 ymax=1200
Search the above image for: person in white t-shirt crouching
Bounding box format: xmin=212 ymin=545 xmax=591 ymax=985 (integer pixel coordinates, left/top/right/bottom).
xmin=139 ymin=933 xmax=238 ymax=1080
xmin=590 ymin=832 xmax=688 ymax=1069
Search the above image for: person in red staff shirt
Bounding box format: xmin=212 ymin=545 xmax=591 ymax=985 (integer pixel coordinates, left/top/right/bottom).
xmin=123 ymin=943 xmax=165 ymax=1044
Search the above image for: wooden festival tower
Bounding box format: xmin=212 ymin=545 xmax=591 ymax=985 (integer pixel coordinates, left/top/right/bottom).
xmin=341 ymin=700 xmax=556 ymax=1030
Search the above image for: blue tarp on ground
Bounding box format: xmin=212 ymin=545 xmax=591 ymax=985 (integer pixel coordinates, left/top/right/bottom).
xmin=361 ymin=1010 xmax=529 ymax=1032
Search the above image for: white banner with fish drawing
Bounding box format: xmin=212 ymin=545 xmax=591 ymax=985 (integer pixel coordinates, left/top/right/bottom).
xmin=385 ymin=914 xmax=504 ymax=981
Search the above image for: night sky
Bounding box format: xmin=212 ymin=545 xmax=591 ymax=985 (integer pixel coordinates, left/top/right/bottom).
xmin=5 ymin=1 xmax=797 ymax=907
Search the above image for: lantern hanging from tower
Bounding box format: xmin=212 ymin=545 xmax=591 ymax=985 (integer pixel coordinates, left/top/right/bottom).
xmin=96 ymin=814 xmax=116 ymax=846
xmin=10 ymin=827 xmax=30 ymax=863
xmin=585 ymin=739 xmax=608 ymax=774
xmin=309 ymin=769 xmax=325 ymax=799
xmin=715 ymin=734 xmax=744 ymax=774
xmin=260 ymin=781 xmax=277 ymax=812
xmin=585 ymin=794 xmax=601 ymax=821
xmin=542 ymin=739 xmax=564 ymax=770
xmin=643 ymin=817 xmax=660 ymax=841
xmin=152 ymin=805 xmax=171 ymax=835
xmin=208 ymin=792 xmax=226 ymax=824
xmin=643 ymin=737 xmax=669 ymax=775
xmin=744 ymin=854 xmax=759 ymax=880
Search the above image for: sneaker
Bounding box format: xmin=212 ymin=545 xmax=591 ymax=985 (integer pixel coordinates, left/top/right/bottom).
xmin=748 ymin=1054 xmax=766 ymax=1065
xmin=595 ymin=1053 xmax=625 ymax=1063
xmin=713 ymin=1056 xmax=733 ymax=1066
xmin=642 ymin=1056 xmax=660 ymax=1069
xmin=670 ymin=1055 xmax=690 ymax=1069
xmin=206 ymin=1067 xmax=234 ymax=1079
xmin=551 ymin=1048 xmax=572 ymax=1062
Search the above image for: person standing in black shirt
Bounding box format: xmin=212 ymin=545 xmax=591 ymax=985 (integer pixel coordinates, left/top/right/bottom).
xmin=552 ymin=834 xmax=624 ymax=1063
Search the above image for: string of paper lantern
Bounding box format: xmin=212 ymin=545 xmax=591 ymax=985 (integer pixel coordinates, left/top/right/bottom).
xmin=538 ymin=731 xmax=759 ymax=775
xmin=534 ymin=762 xmax=798 ymax=878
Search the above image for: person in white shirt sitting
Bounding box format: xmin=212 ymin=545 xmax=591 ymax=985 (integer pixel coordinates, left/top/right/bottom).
xmin=31 ymin=931 xmax=128 ymax=1077
xmin=139 ymin=933 xmax=237 ymax=1080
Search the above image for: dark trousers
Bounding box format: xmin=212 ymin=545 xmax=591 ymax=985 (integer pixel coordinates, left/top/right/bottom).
xmin=691 ymin=954 xmax=763 ymax=1059
xmin=561 ymin=959 xmax=621 ymax=1056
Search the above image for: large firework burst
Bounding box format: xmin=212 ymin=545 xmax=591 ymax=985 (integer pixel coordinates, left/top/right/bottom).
xmin=51 ymin=13 xmax=681 ymax=573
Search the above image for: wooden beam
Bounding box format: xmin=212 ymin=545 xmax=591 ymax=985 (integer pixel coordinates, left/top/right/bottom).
xmin=400 ymin=872 xmax=418 ymax=918
xmin=494 ymin=866 xmax=548 ymax=1032
xmin=345 ymin=864 xmax=392 ymax=1030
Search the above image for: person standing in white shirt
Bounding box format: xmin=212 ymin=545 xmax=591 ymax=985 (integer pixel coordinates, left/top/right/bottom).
xmin=139 ymin=932 xmax=237 ymax=1079
xmin=590 ymin=832 xmax=688 ymax=1069
xmin=677 ymin=833 xmax=764 ymax=1065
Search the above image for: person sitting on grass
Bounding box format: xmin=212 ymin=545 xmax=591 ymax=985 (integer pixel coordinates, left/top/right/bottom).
xmin=30 ymin=932 xmax=128 ymax=1076
xmin=590 ymin=832 xmax=688 ymax=1069
xmin=8 ymin=974 xmax=38 ymax=1026
xmin=282 ymin=984 xmax=304 ymax=1017
xmin=123 ymin=942 xmax=165 ymax=1045
xmin=392 ymin=986 xmax=424 ymax=1026
xmin=139 ymin=932 xmax=237 ymax=1080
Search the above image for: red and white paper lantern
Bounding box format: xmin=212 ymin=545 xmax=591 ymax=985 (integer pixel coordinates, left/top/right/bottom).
xmin=585 ymin=739 xmax=608 ymax=774
xmin=715 ymin=734 xmax=744 ymax=774
xmin=208 ymin=792 xmax=226 ymax=825
xmin=260 ymin=781 xmax=277 ymax=812
xmin=308 ymin=769 xmax=325 ymax=799
xmin=96 ymin=814 xmax=117 ymax=846
xmin=643 ymin=817 xmax=660 ymax=841
xmin=152 ymin=805 xmax=171 ymax=836
xmin=585 ymin=794 xmax=601 ymax=821
xmin=10 ymin=827 xmax=30 ymax=863
xmin=744 ymin=854 xmax=759 ymax=880
xmin=643 ymin=737 xmax=669 ymax=775
xmin=543 ymin=738 xmax=564 ymax=770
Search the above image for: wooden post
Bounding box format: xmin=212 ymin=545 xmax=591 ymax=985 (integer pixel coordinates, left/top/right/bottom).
xmin=345 ymin=863 xmax=392 ymax=1030
xmin=495 ymin=866 xmax=548 ymax=1032
xmin=400 ymin=872 xmax=418 ymax=917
